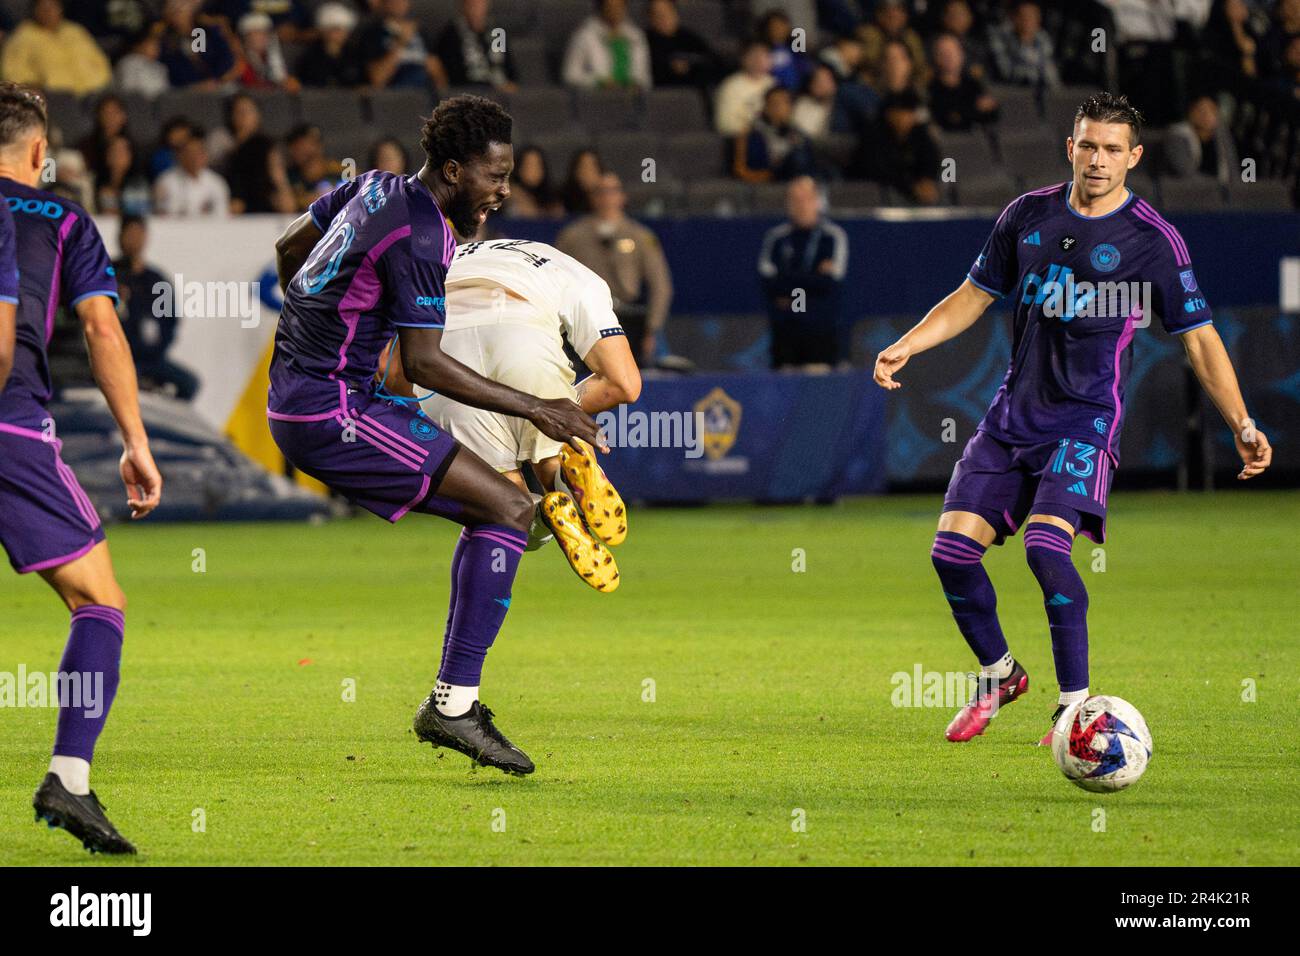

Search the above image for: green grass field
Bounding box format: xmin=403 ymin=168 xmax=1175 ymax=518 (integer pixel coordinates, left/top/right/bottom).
xmin=1 ymin=491 xmax=1296 ymax=866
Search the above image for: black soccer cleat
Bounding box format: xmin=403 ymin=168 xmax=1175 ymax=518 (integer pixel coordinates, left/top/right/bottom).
xmin=33 ymin=773 xmax=137 ymax=855
xmin=413 ymin=697 xmax=535 ymax=776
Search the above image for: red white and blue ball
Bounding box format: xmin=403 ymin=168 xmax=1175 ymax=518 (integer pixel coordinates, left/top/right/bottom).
xmin=1050 ymin=696 xmax=1152 ymax=792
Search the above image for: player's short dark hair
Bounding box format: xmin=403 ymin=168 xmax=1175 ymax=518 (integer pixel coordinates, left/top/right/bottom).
xmin=0 ymin=81 xmax=47 ymax=148
xmin=1075 ymin=92 xmax=1144 ymax=146
xmin=419 ymin=94 xmax=512 ymax=170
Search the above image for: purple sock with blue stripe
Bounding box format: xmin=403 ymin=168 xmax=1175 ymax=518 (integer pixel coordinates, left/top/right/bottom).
xmin=930 ymin=531 xmax=1008 ymax=666
xmin=438 ymin=524 xmax=527 ymax=686
xmin=52 ymin=605 xmax=124 ymax=763
xmin=1024 ymin=522 xmax=1089 ymax=692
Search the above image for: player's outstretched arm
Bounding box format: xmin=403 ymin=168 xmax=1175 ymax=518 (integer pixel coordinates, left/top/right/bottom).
xmin=397 ymin=325 xmax=609 ymax=453
xmin=77 ymin=295 xmax=162 ymax=518
xmin=576 ymin=334 xmax=642 ymax=414
xmin=874 ymin=279 xmax=995 ymax=390
xmin=0 ymin=300 xmax=15 ymax=392
xmin=274 ymin=212 xmax=322 ymax=294
xmin=1180 ymin=323 xmax=1272 ymax=480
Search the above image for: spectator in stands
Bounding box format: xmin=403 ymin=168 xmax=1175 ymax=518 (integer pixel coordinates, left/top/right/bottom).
xmin=356 ymin=0 xmax=447 ymax=92
xmin=294 ymin=2 xmax=363 ymax=88
xmin=368 ymin=136 xmax=410 ymax=176
xmin=505 ymin=144 xmax=564 ymax=219
xmin=562 ymin=0 xmax=653 ymax=90
xmin=1203 ymin=0 xmax=1263 ymax=101
xmin=114 ymin=27 xmax=170 ymax=98
xmin=95 ymin=136 xmax=151 ymax=216
xmin=63 ymin=0 xmax=154 ymax=53
xmin=0 ymin=0 xmax=112 ymax=95
xmin=159 ymin=0 xmax=241 ymax=89
xmin=1096 ymin=0 xmax=1205 ymax=125
xmin=988 ymin=1 xmax=1060 ymax=90
xmin=149 ymin=116 xmax=193 ymax=180
xmin=1262 ymin=0 xmax=1300 ymax=77
xmin=235 ymin=11 xmax=298 ymax=90
xmin=792 ymin=63 xmax=838 ymax=139
xmin=928 ymin=32 xmax=999 ymax=132
xmin=153 ymin=129 xmax=231 ymax=217
xmin=48 ymin=127 xmax=95 ymax=208
xmin=214 ymin=93 xmax=295 ymax=213
xmin=558 ymin=172 xmax=673 ymax=366
xmin=937 ymin=0 xmax=990 ymax=80
xmin=715 ymin=40 xmax=776 ymax=136
xmin=759 ymin=8 xmax=813 ymax=91
xmin=113 ymin=215 xmax=200 ymax=401
xmin=818 ymin=34 xmax=880 ymax=133
xmin=855 ymin=0 xmax=927 ymax=88
xmin=876 ymin=37 xmax=924 ymax=99
xmin=646 ymin=0 xmax=724 ymax=89
xmin=1165 ymin=94 xmax=1239 ymax=186
xmin=208 ymin=0 xmax=311 ymax=44
xmin=284 ymin=123 xmax=344 ymax=210
xmin=434 ymin=0 xmax=518 ymax=92
xmin=854 ymin=90 xmax=941 ymax=205
xmin=77 ymin=94 xmax=133 ymax=188
xmin=561 ymin=147 xmax=605 ymax=215
xmin=758 ymin=175 xmax=848 ymax=370
xmin=733 ymin=85 xmax=818 ymax=182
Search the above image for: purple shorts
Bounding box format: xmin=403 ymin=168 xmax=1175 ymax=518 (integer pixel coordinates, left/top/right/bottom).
xmin=269 ymin=391 xmax=462 ymax=522
xmin=943 ymin=430 xmax=1116 ymax=544
xmin=0 ymin=418 xmax=106 ymax=573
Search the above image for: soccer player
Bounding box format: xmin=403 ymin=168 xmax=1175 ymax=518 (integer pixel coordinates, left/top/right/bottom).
xmin=0 ymin=83 xmax=163 ymax=853
xmin=873 ymin=93 xmax=1273 ymax=743
xmin=269 ymin=96 xmax=605 ymax=776
xmin=393 ymin=238 xmax=641 ymax=589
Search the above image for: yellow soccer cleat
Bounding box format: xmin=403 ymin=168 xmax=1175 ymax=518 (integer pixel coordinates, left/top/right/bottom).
xmin=540 ymin=491 xmax=620 ymax=593
xmin=558 ymin=440 xmax=627 ymax=546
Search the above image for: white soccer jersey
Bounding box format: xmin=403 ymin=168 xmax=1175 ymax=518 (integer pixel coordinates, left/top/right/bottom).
xmin=445 ymin=238 xmax=624 ymax=360
xmin=424 ymin=239 xmax=625 ymax=471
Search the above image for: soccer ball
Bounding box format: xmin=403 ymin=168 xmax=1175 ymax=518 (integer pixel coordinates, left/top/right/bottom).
xmin=1050 ymin=695 xmax=1152 ymax=792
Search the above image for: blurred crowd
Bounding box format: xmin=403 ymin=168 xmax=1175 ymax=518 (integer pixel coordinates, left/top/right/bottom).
xmin=0 ymin=0 xmax=1294 ymax=218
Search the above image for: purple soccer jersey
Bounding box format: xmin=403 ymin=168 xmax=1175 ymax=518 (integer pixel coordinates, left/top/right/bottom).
xmin=967 ymin=181 xmax=1211 ymax=465
xmin=0 ymin=196 xmax=18 ymax=308
xmin=0 ymin=178 xmax=116 ymax=573
xmin=0 ymin=178 xmax=118 ymax=421
xmin=268 ymin=170 xmax=456 ymax=418
xmin=268 ymin=170 xmax=465 ymax=523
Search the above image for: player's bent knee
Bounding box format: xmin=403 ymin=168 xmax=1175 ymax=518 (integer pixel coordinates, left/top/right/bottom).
xmin=493 ymin=485 xmax=535 ymax=532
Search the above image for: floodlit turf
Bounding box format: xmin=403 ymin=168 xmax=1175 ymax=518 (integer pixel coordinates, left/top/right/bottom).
xmin=1 ymin=491 xmax=1297 ymax=866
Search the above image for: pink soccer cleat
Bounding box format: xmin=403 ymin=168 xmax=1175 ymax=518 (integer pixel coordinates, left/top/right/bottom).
xmin=944 ymin=661 xmax=1030 ymax=742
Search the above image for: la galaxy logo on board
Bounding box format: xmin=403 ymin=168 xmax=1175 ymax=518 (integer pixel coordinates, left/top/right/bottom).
xmin=409 ymin=417 xmax=439 ymax=442
xmin=1089 ymin=242 xmax=1121 ymax=273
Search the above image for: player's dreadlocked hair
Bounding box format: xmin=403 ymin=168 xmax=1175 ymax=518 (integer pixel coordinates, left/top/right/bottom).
xmin=1075 ymin=92 xmax=1144 ymax=146
xmin=0 ymin=81 xmax=47 ymax=149
xmin=419 ymin=94 xmax=512 ymax=170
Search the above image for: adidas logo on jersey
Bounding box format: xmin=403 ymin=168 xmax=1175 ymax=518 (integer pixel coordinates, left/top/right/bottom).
xmin=1023 ymin=232 xmax=1041 ymax=246
xmin=1067 ymin=480 xmax=1088 ymax=495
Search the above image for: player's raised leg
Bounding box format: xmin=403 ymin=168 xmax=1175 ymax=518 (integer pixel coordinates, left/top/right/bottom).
xmin=934 ymin=510 xmax=1030 ymax=742
xmin=413 ymin=446 xmax=540 ymax=775
xmin=30 ymin=542 xmax=137 ymax=854
xmin=1023 ymin=509 xmax=1091 ymax=745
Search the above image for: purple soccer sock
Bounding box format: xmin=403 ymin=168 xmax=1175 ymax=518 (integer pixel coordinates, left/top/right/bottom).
xmin=52 ymin=605 xmax=124 ymax=763
xmin=441 ymin=528 xmax=469 ymax=641
xmin=931 ymin=531 xmax=1009 ymax=667
xmin=437 ymin=524 xmax=526 ymax=686
xmin=1024 ymin=522 xmax=1089 ymax=692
